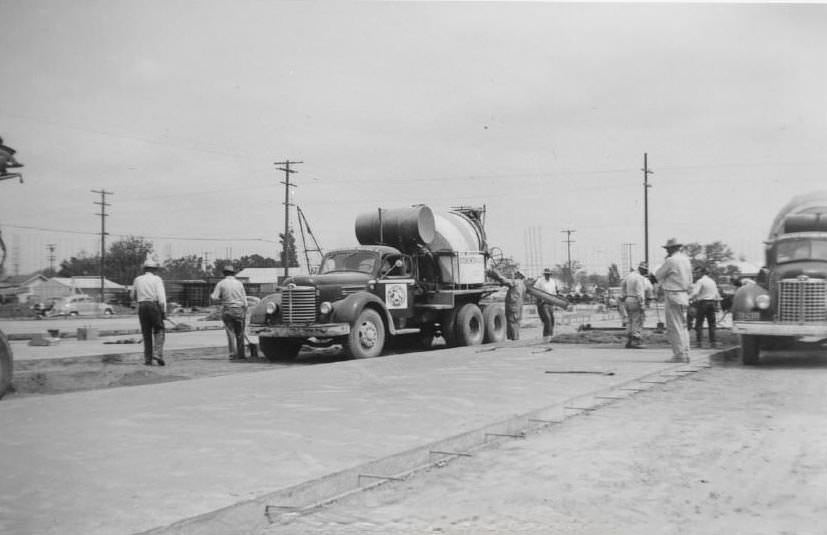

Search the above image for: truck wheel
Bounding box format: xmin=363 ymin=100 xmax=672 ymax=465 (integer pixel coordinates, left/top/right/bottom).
xmin=0 ymin=330 xmax=12 ymax=399
xmin=482 ymin=304 xmax=506 ymax=343
xmin=740 ymin=334 xmax=760 ymax=365
xmin=455 ymin=303 xmax=484 ymax=346
xmin=346 ymin=308 xmax=386 ymax=358
xmin=259 ymin=338 xmax=302 ymax=362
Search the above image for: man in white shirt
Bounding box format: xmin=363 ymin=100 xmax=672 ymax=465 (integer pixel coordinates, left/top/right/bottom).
xmin=690 ymin=266 xmax=722 ymax=348
xmin=130 ymin=256 xmax=167 ymax=366
xmin=621 ymin=262 xmax=652 ymax=349
xmin=534 ymin=268 xmax=559 ymax=343
xmin=211 ymin=264 xmax=248 ymax=360
xmin=654 ymin=238 xmax=694 ymax=363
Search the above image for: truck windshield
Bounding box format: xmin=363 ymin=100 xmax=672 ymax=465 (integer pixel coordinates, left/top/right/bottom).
xmin=775 ymin=239 xmax=827 ymax=263
xmin=319 ymin=251 xmax=378 ymax=274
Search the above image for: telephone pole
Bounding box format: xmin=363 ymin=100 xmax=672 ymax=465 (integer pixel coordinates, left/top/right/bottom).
xmin=92 ymin=189 xmax=112 ymax=303
xmin=561 ymin=228 xmax=576 ymax=287
xmin=47 ymin=244 xmax=56 ymax=273
xmin=274 ymin=160 xmax=303 ymax=279
xmin=643 ymin=153 xmax=653 ymax=269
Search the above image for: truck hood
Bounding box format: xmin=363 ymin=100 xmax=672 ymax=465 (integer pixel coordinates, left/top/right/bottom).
xmin=772 ymin=261 xmax=827 ymax=280
xmin=285 ymin=272 xmax=372 ymax=302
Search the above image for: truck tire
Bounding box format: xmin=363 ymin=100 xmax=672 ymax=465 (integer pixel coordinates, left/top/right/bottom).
xmin=346 ymin=308 xmax=386 ymax=358
xmin=740 ymin=334 xmax=760 ymax=365
xmin=455 ymin=303 xmax=484 ymax=346
xmin=259 ymin=338 xmax=302 ymax=362
xmin=482 ymin=304 xmax=506 ymax=343
xmin=0 ymin=330 xmax=12 ymax=400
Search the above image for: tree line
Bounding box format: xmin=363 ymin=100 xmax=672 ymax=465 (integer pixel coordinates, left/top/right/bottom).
xmin=51 ymin=232 xmax=300 ymax=286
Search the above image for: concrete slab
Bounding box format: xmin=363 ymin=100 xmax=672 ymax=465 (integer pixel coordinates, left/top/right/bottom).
xmin=0 ymin=336 xmax=719 ymax=535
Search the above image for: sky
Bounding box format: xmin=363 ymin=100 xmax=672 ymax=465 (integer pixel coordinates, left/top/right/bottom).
xmin=1 ymin=1 xmax=826 ymax=277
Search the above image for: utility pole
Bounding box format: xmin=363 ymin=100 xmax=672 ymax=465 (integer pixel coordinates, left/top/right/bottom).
xmin=622 ymin=242 xmax=636 ymax=273
xmin=202 ymin=251 xmax=210 ymax=274
xmin=274 ymin=160 xmax=303 ymax=279
xmin=642 ymin=153 xmax=653 ymax=269
xmin=92 ymin=189 xmax=112 ymax=303
xmin=47 ymin=244 xmax=56 ymax=273
xmin=561 ymin=228 xmax=576 ymax=287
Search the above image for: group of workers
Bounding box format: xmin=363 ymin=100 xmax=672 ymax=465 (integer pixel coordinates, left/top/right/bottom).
xmin=491 ymin=236 xmax=720 ymax=364
xmin=130 ymin=257 xmax=249 ymax=366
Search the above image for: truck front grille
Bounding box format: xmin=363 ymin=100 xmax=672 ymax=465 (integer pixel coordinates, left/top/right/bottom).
xmin=777 ymin=278 xmax=827 ymax=322
xmin=282 ymin=287 xmax=317 ymax=323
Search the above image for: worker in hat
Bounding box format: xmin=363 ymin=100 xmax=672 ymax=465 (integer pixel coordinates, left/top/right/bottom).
xmin=0 ymin=136 xmax=23 ymax=177
xmin=130 ymin=256 xmax=167 ymax=365
xmin=210 ymin=263 xmax=248 ymax=360
xmin=534 ymin=268 xmax=560 ymax=343
xmin=488 ymin=268 xmax=526 ymax=341
xmin=620 ymin=261 xmax=653 ymax=349
xmin=654 ymin=238 xmax=693 ymax=362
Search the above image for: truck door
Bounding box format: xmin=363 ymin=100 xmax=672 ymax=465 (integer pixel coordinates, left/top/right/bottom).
xmin=376 ymin=254 xmax=415 ymax=323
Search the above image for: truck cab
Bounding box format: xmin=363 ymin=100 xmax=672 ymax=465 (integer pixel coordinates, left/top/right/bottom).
xmin=732 ymin=197 xmax=827 ymax=364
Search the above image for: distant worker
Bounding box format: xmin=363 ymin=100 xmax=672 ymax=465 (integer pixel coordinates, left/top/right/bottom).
xmin=620 ymin=262 xmax=652 ymax=349
xmin=534 ymin=268 xmax=559 ymax=343
xmin=654 ymin=238 xmax=694 ymax=363
xmin=211 ymin=264 xmax=248 ymax=360
xmin=690 ymin=266 xmax=722 ymax=348
xmin=130 ymin=256 xmax=167 ymax=366
xmin=488 ymin=268 xmax=526 ymax=341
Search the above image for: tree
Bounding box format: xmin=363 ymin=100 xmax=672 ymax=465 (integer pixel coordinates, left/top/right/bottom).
xmin=58 ymin=252 xmax=100 ymax=278
xmin=237 ymin=254 xmax=278 ymax=269
xmin=105 ymin=237 xmax=155 ymax=285
xmin=163 ymin=255 xmax=206 ymax=280
xmin=278 ymin=230 xmax=300 ymax=268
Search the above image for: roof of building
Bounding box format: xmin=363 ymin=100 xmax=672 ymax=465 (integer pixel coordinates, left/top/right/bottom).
xmin=49 ymin=276 xmax=126 ymax=290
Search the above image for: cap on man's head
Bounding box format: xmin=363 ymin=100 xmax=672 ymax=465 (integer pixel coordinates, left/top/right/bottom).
xmin=638 ymin=261 xmax=648 ymax=271
xmin=662 ymin=238 xmax=683 ymax=249
xmin=543 ymin=268 xmax=552 ymax=276
xmin=514 ymin=271 xmax=525 ymax=279
xmin=222 ymin=264 xmax=236 ymax=274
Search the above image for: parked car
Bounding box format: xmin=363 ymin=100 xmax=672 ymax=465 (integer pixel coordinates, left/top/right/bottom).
xmin=45 ymin=294 xmax=114 ymax=317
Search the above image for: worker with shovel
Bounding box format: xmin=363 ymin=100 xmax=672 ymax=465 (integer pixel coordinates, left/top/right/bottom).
xmin=210 ymin=264 xmax=248 ymax=361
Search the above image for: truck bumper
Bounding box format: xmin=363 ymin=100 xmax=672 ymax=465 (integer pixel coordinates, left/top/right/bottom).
xmin=250 ymin=323 xmax=350 ymax=338
xmin=732 ymin=321 xmax=827 ymax=338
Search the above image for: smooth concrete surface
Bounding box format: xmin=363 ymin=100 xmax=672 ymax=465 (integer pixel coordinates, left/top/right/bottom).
xmin=0 ymin=333 xmax=717 ymax=535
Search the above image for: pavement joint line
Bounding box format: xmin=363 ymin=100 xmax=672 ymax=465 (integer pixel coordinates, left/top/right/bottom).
xmin=527 ymin=418 xmax=563 ymax=424
xmin=564 ymin=406 xmax=598 ymax=411
xmin=357 ymin=474 xmax=406 ymax=483
xmin=429 ymin=450 xmax=472 ymax=457
xmin=595 ymin=395 xmax=627 ymax=400
xmin=485 ymin=432 xmax=526 ymax=439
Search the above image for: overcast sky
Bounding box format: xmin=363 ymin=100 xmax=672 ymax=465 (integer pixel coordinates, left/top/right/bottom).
xmin=1 ymin=1 xmax=826 ymax=276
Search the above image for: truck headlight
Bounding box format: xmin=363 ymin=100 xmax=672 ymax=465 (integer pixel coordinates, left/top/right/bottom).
xmin=755 ymin=294 xmax=771 ymax=309
xmin=319 ymin=301 xmax=332 ymax=315
xmin=266 ymin=302 xmax=278 ymax=315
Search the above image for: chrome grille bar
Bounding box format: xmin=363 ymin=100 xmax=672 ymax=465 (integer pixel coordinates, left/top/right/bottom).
xmin=777 ymin=278 xmax=827 ymax=322
xmin=282 ymin=286 xmax=317 ymax=323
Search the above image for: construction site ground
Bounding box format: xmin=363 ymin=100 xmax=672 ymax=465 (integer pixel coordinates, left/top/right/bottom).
xmin=0 ymin=307 xmax=737 ymax=534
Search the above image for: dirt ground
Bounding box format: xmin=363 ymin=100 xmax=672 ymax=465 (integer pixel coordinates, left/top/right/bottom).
xmin=7 ymin=326 xmax=739 ymax=398
xmin=259 ymin=350 xmax=827 ymax=535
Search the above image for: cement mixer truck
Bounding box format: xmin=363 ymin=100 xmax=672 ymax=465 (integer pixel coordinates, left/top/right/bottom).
xmin=248 ymin=205 xmax=511 ymax=360
xmin=731 ymin=191 xmax=827 ymax=364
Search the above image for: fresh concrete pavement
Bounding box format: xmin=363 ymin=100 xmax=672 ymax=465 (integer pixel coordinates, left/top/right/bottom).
xmin=0 ymin=310 xmax=725 ymax=535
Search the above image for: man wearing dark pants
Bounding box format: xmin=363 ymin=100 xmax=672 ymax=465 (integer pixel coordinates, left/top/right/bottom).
xmin=690 ymin=266 xmax=721 ymax=348
xmin=130 ymin=257 xmax=167 ymax=366
xmin=211 ymin=264 xmax=248 ymax=360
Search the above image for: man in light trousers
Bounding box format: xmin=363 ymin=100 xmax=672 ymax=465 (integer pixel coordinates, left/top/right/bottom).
xmin=621 ymin=262 xmax=652 ymax=349
xmin=211 ymin=264 xmax=248 ymax=360
xmin=654 ymin=238 xmax=694 ymax=362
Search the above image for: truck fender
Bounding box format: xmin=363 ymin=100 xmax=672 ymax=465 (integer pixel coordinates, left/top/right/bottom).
xmin=732 ymin=283 xmax=769 ymax=315
xmin=330 ymin=292 xmax=389 ymax=327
